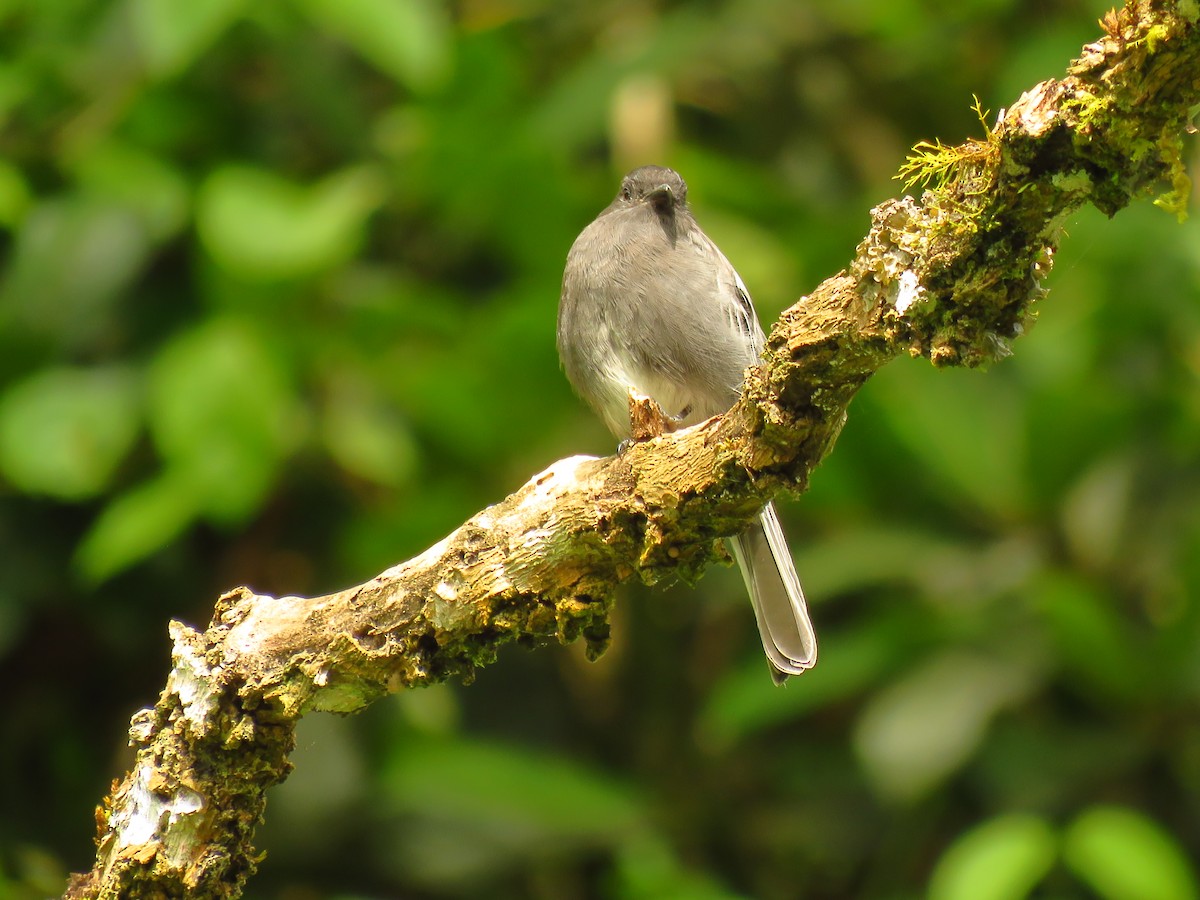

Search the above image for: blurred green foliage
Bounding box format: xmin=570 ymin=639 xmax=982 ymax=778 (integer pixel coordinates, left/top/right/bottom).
xmin=1 ymin=0 xmax=1198 ymax=897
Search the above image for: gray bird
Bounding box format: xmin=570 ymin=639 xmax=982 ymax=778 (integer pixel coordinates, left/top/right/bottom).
xmin=557 ymin=164 xmax=817 ymax=682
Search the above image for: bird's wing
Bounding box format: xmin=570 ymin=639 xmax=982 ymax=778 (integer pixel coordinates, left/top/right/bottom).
xmin=729 ymin=271 xmax=766 ymax=359
xmin=689 ymin=226 xmax=766 ymax=359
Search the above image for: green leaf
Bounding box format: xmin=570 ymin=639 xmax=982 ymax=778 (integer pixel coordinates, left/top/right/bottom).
xmin=0 ymin=199 xmax=149 ymax=343
xmin=378 ymin=736 xmax=646 ymax=888
xmin=295 ymin=0 xmax=453 ymax=93
xmin=196 ymin=165 xmax=385 ymax=280
xmin=70 ymin=141 xmax=190 ymax=241
xmin=612 ymin=835 xmax=749 ymax=900
xmin=0 ymin=158 xmax=30 ymax=228
xmin=698 ymin=617 xmax=907 ymax=748
xmin=1031 ymin=571 xmax=1143 ymax=701
xmin=321 ymin=380 xmax=418 ymax=488
xmin=854 ymin=652 xmax=1042 ymax=802
xmin=383 ymin=736 xmax=644 ymax=836
xmin=0 ymin=366 xmax=140 ymax=500
xmin=1064 ymin=805 xmax=1198 ymax=900
xmin=867 ymin=364 xmax=1029 ymax=520
xmin=131 ymin=0 xmax=246 ymax=78
xmin=928 ymin=813 xmax=1058 ymax=900
xmin=147 ymin=317 xmax=300 ymax=523
xmin=793 ymin=524 xmax=968 ymax=598
xmin=75 ymin=470 xmax=200 ymax=583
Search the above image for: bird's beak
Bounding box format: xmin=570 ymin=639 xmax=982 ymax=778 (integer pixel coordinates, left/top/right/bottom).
xmin=645 ymin=184 xmax=674 ymax=210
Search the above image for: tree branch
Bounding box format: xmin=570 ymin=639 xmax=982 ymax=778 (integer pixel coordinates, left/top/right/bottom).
xmin=66 ymin=2 xmax=1199 ymax=896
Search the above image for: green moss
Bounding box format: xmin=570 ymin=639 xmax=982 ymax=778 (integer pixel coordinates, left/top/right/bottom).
xmin=1154 ymin=131 xmax=1192 ymax=221
xmin=1050 ymin=169 xmax=1095 ymax=198
xmin=1143 ymin=23 xmax=1171 ymax=51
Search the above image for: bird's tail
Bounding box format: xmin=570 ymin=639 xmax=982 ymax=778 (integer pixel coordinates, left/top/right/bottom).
xmin=730 ymin=502 xmax=817 ymax=684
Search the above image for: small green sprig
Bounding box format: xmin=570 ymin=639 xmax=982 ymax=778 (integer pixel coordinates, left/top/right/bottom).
xmin=896 ymin=96 xmax=999 ymax=194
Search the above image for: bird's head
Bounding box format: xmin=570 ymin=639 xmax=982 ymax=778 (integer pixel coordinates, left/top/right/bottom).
xmin=616 ymin=165 xmax=688 ymax=215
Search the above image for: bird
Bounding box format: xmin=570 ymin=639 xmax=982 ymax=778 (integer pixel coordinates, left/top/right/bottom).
xmin=557 ymin=164 xmax=817 ymax=682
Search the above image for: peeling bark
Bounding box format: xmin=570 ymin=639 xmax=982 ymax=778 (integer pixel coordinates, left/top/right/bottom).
xmin=65 ymin=2 xmax=1200 ymax=896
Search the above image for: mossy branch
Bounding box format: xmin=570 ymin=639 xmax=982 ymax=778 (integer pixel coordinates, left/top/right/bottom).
xmin=65 ymin=2 xmax=1199 ymax=897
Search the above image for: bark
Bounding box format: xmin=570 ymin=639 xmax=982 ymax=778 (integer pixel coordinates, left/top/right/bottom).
xmin=66 ymin=2 xmax=1200 ymax=896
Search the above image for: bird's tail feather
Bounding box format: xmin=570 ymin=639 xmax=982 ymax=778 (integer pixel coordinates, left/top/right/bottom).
xmin=730 ymin=502 xmax=817 ymax=683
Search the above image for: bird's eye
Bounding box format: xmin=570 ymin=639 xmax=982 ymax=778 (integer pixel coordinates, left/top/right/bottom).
xmin=620 ymin=186 xmax=632 ymax=201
